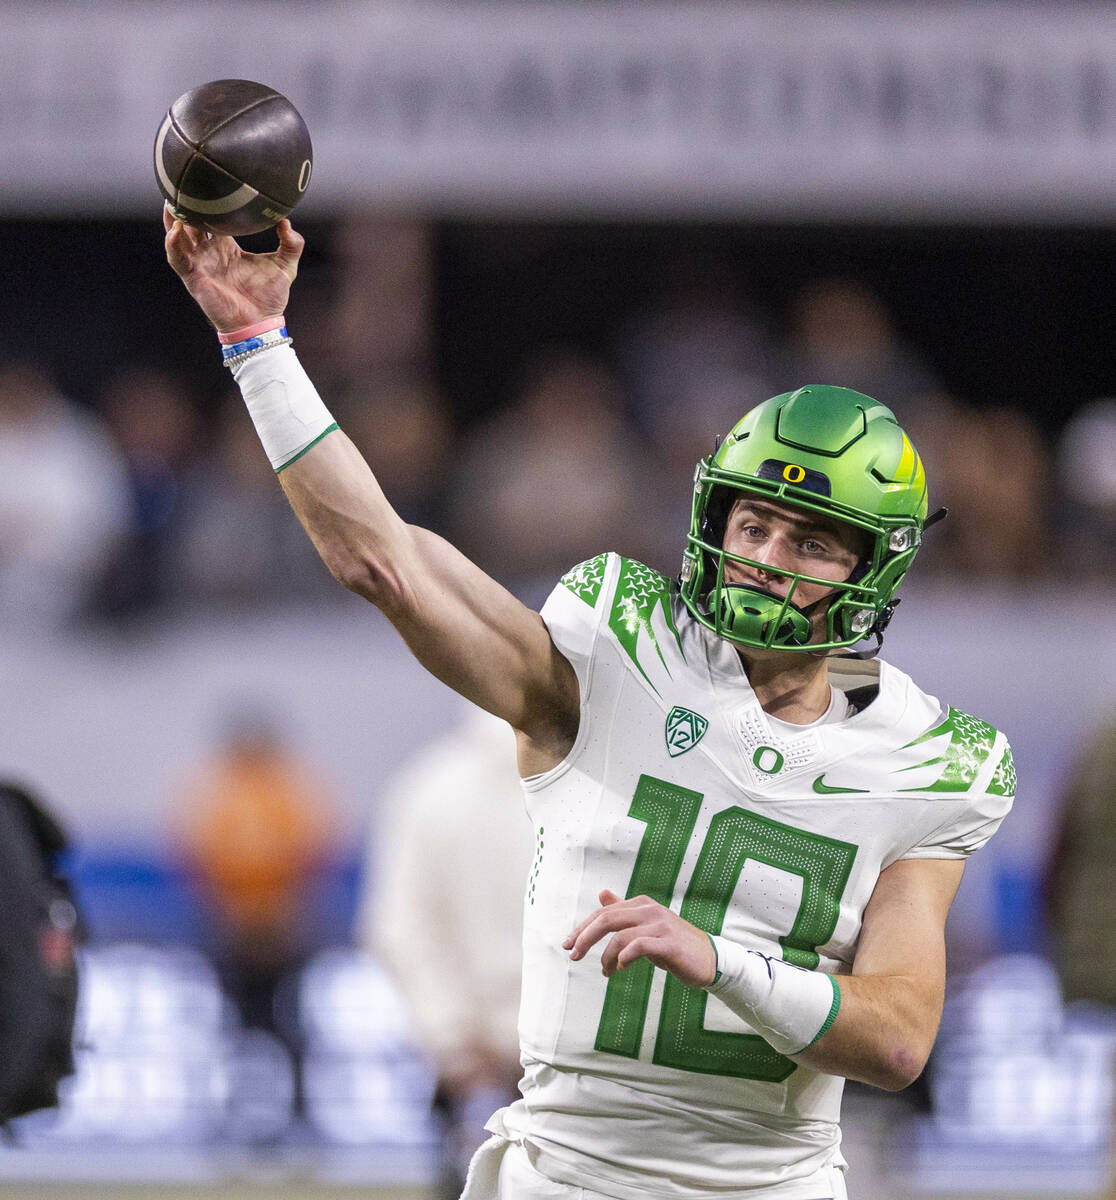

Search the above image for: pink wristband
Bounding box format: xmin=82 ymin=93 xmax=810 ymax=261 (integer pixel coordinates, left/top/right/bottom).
xmin=217 ymin=315 xmax=287 ymax=344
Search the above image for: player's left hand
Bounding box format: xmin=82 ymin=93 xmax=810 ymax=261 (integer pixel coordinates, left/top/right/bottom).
xmin=563 ymin=889 xmax=717 ymax=988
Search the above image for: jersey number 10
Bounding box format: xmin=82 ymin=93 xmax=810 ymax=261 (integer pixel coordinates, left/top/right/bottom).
xmin=595 ymin=774 xmax=857 ymax=1082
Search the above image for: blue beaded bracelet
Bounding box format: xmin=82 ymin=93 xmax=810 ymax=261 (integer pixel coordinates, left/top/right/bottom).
xmin=220 ymin=326 xmax=290 ymax=362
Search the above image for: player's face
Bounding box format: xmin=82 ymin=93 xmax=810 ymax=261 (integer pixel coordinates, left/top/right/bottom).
xmin=720 ymin=496 xmax=868 ymax=614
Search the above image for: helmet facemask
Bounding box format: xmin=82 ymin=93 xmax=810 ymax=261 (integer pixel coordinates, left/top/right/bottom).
xmin=682 ymin=477 xmax=914 ymax=652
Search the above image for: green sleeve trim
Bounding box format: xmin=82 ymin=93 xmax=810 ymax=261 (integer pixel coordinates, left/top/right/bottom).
xmin=705 ymin=933 xmax=721 ymax=985
xmin=806 ymin=975 xmax=842 ymax=1048
xmin=274 ymin=423 xmax=340 ymax=472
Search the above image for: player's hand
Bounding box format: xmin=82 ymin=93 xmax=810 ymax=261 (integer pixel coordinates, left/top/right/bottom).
xmin=563 ymin=889 xmax=717 ymax=989
xmin=162 ymin=203 xmax=304 ymax=333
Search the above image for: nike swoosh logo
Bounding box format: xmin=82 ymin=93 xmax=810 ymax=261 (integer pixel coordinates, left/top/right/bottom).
xmin=812 ymin=775 xmax=869 ymax=795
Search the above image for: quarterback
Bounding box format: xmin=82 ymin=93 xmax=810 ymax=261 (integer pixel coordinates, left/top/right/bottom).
xmin=163 ymin=211 xmax=1013 ymax=1200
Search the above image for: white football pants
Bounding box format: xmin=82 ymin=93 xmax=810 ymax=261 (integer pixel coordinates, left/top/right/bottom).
xmin=459 ymin=1135 xmax=849 ymax=1200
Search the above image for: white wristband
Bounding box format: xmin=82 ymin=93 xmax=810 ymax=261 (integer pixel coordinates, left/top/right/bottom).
xmin=232 ymin=344 xmax=338 ymax=471
xmin=706 ymin=936 xmax=841 ymax=1056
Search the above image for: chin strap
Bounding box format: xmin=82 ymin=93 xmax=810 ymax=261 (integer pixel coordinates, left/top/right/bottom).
xmin=839 ymin=633 xmax=885 ymax=661
xmin=924 ymin=506 xmax=948 ymax=530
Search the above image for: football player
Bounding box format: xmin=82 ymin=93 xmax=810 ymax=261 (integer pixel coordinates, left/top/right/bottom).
xmin=164 ymin=209 xmax=1013 ymax=1200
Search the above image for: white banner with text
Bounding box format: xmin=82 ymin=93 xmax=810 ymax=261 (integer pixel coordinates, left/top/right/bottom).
xmin=4 ymin=1 xmax=1116 ymax=219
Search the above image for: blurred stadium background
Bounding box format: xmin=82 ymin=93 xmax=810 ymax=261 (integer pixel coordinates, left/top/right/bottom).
xmin=2 ymin=1 xmax=1116 ymax=1197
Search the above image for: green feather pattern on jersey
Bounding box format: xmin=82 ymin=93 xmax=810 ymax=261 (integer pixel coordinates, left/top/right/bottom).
xmin=900 ymin=706 xmax=1000 ymax=793
xmin=987 ymin=746 xmax=1017 ymax=797
xmin=560 ymin=553 xmax=608 ymax=607
xmin=607 ymin=559 xmax=685 ymax=695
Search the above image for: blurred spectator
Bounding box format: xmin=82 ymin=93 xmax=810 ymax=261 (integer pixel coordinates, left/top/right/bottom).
xmin=0 ymin=357 xmax=130 ymax=629
xmin=334 ymin=364 xmax=454 ymax=531
xmin=616 ymin=251 xmax=774 ymax=553
xmin=930 ymin=404 xmax=1049 ymax=579
xmin=327 ymin=212 xmax=434 ymax=388
xmin=92 ymin=365 xmax=201 ymax=619
xmin=174 ymin=704 xmax=339 ymax=1115
xmin=169 ymin=397 xmax=339 ymax=609
xmin=617 ymin=250 xmax=774 ymax=470
xmin=777 ymin=277 xmax=946 ymax=426
xmin=1045 ymin=709 xmax=1116 ymax=1009
xmin=1052 ymin=398 xmax=1116 ymax=580
xmin=357 ymin=703 xmax=532 ymax=1199
xmin=448 ymin=348 xmax=664 ymax=598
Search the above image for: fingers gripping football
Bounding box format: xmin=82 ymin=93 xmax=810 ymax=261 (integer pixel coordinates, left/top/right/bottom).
xmin=563 ymin=889 xmax=717 ymax=989
xmin=162 ymin=203 xmax=304 ymax=333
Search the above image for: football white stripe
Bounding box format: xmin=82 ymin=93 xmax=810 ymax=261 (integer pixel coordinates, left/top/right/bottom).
xmin=154 ymin=116 xmax=259 ymax=214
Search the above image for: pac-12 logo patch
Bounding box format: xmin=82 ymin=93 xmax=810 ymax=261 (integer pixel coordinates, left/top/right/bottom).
xmin=665 ymin=706 xmax=709 ymax=757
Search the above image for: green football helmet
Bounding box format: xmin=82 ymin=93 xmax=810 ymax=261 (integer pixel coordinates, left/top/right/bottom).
xmin=679 ymin=385 xmax=930 ymax=652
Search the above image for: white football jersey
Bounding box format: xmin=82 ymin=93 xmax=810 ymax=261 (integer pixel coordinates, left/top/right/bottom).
xmin=500 ymin=554 xmax=1014 ymax=1199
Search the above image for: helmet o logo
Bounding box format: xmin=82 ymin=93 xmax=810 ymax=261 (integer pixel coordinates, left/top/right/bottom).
xmin=782 ymin=464 xmax=806 ymax=484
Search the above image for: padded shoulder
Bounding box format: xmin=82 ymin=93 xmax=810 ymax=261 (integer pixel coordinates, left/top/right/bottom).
xmin=542 ymin=554 xmax=687 ymax=700
xmin=540 ymin=553 xmax=618 ymax=696
xmin=898 ymin=705 xmax=1015 ymax=859
xmin=903 ymin=706 xmax=1015 ymax=798
xmin=557 ymin=553 xmax=611 ymax=610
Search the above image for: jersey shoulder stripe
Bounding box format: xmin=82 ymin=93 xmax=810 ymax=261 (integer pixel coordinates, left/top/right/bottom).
xmin=987 ymin=742 xmax=1017 ymax=797
xmin=603 ymin=557 xmax=685 ymax=695
xmin=896 ymin=702 xmax=1016 ymax=800
xmin=553 ymin=554 xmax=685 ymax=697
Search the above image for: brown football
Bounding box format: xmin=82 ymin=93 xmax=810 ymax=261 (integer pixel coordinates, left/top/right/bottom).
xmin=154 ymin=79 xmax=313 ymax=236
